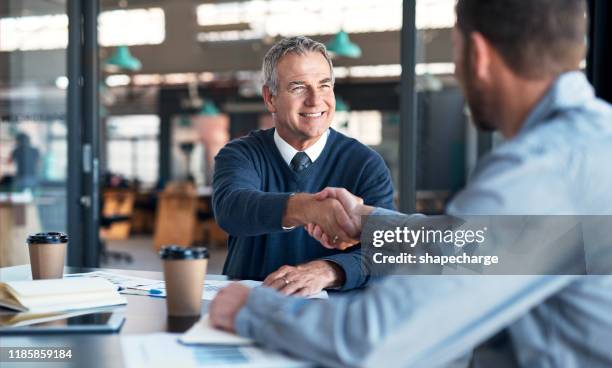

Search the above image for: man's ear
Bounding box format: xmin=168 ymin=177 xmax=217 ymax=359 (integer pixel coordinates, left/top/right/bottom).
xmin=470 ymin=32 xmax=493 ymax=82
xmin=262 ymin=85 xmax=277 ymax=113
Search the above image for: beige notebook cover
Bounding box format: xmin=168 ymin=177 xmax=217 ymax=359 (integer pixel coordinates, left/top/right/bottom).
xmin=0 ymin=278 xmax=127 ymax=313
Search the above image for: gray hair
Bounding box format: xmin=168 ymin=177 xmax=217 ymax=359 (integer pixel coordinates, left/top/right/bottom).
xmin=262 ymin=36 xmax=335 ymax=96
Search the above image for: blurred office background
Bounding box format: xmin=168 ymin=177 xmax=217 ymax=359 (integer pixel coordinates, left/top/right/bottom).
xmin=1 ymin=0 xmax=610 ymax=272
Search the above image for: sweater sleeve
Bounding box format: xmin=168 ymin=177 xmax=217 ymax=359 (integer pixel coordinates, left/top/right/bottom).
xmin=321 ymin=151 xmax=396 ymax=290
xmin=212 ymin=140 xmax=291 ymax=236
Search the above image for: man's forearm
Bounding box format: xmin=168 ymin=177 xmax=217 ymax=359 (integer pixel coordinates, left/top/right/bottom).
xmin=235 ymin=286 xmax=377 ymax=368
xmin=282 ymin=193 xmax=315 ymax=228
xmin=235 ymin=275 xmax=574 ymax=368
xmin=213 ymin=189 xmax=293 ymax=236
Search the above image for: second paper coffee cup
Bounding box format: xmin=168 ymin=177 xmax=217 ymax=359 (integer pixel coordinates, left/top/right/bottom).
xmin=160 ymin=245 xmax=209 ymax=317
xmin=27 ymin=232 xmax=68 ymax=280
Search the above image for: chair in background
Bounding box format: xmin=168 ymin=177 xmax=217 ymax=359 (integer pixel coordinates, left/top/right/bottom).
xmin=153 ymin=181 xmax=198 ymax=250
xmin=193 ymin=191 xmax=227 ymax=248
xmin=100 ymin=188 xmax=135 ymax=263
xmin=131 ymin=190 xmax=157 ymax=235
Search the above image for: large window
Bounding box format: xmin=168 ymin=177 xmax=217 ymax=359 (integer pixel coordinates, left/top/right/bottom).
xmin=0 ymin=8 xmax=165 ymax=51
xmin=410 ymin=0 xmax=467 ymax=213
xmin=0 ymin=1 xmax=71 ymax=266
xmin=0 ymin=120 xmax=67 ymax=182
xmin=196 ymin=0 xmax=454 ymax=42
xmin=106 ymin=115 xmax=160 ymax=188
xmin=332 ymin=111 xmax=383 ymax=146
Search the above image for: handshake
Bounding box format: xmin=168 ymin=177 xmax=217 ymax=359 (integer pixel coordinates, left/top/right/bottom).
xmin=284 ymin=187 xmax=375 ymax=250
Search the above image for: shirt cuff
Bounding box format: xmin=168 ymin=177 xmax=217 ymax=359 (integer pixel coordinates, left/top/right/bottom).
xmin=281 ymin=192 xmax=297 ymax=231
xmin=234 ymin=304 xmax=255 ymax=338
xmin=234 ymin=287 xmax=276 ymax=338
xmin=371 ymin=207 xmax=400 ymax=216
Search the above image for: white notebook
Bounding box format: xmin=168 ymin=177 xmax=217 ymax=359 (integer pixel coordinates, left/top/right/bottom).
xmin=0 ymin=278 xmax=127 ymax=313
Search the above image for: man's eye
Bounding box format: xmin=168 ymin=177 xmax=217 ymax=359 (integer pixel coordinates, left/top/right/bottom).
xmin=321 ymin=84 xmax=331 ymax=89
xmin=291 ymin=86 xmax=305 ymax=93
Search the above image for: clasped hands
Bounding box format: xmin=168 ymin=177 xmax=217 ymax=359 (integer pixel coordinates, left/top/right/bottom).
xmin=298 ymin=187 xmax=373 ymax=250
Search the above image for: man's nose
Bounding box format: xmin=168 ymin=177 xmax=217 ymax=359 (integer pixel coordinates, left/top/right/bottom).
xmin=304 ymin=87 xmax=321 ymax=106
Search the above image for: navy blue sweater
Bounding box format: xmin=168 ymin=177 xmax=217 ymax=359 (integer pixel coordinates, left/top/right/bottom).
xmin=212 ymin=128 xmax=394 ymax=290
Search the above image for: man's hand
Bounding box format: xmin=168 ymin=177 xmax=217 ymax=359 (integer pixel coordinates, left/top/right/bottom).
xmin=307 ymin=187 xmax=374 ymax=249
xmin=209 ymin=283 xmax=250 ymax=333
xmin=283 ymin=193 xmax=360 ymax=245
xmin=263 ymin=260 xmax=345 ymax=296
xmin=305 ymin=223 xmax=355 ymax=250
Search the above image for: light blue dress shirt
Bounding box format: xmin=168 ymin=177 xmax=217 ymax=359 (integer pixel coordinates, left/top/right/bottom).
xmin=234 ymin=72 xmax=612 ymax=367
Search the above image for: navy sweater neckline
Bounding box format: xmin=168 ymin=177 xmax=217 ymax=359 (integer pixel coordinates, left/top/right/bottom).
xmin=267 ymin=128 xmax=338 ymax=181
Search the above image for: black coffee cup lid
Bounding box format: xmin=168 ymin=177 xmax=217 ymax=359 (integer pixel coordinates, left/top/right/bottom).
xmin=159 ymin=245 xmax=208 ymax=260
xmin=27 ymin=232 xmax=68 ymax=244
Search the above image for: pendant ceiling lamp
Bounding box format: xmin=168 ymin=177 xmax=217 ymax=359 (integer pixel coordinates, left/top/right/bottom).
xmin=335 ymin=96 xmax=350 ymax=112
xmin=335 ymin=96 xmax=350 ymax=129
xmin=199 ymin=100 xmax=220 ymax=116
xmin=105 ymin=46 xmax=142 ymax=72
xmin=179 ymin=115 xmax=192 ymax=127
xmin=326 ymin=31 xmax=362 ymax=59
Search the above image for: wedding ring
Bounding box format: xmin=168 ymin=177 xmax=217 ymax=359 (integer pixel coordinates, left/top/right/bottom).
xmin=332 ymin=235 xmax=339 ymax=244
xmin=282 ymin=277 xmax=290 ymax=285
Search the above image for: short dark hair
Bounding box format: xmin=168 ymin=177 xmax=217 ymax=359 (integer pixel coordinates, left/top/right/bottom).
xmin=456 ymin=0 xmax=587 ymax=79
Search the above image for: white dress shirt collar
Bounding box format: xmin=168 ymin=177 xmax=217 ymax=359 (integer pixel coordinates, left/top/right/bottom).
xmin=273 ymin=129 xmax=329 ymax=167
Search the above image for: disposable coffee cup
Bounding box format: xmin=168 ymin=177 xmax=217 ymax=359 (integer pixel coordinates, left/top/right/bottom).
xmin=27 ymin=232 xmax=68 ymax=280
xmin=160 ymin=245 xmax=209 ymax=317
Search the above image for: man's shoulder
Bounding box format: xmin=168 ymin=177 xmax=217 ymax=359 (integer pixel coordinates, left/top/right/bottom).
xmin=452 ymin=110 xmax=612 ymax=215
xmin=521 ymin=97 xmax=612 ymax=151
xmin=330 ymin=129 xmax=385 ymax=162
xmin=228 ymin=128 xmax=273 ymax=148
xmin=218 ymin=129 xmax=274 ymax=157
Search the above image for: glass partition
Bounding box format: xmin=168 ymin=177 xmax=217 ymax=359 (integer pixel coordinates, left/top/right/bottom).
xmin=0 ymin=0 xmax=68 ymax=266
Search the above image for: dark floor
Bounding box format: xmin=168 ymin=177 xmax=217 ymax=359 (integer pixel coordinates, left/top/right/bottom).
xmin=100 ymin=235 xmax=228 ymax=274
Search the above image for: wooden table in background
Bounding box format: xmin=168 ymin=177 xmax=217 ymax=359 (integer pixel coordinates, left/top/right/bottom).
xmin=0 ymin=193 xmax=40 ymax=267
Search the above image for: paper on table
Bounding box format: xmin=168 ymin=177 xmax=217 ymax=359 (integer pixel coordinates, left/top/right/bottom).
xmin=67 ymin=271 xmax=329 ymax=300
xmin=65 ymin=271 xmax=162 ymax=290
xmin=208 ymin=280 xmax=328 ymax=299
xmin=202 ymin=280 xmax=262 ymax=300
xmin=128 ymin=280 xmax=245 ymax=299
xmin=121 ymin=333 xmax=312 ymax=368
xmin=131 ymin=279 xmax=329 ymax=300
xmin=180 ymin=314 xmax=252 ymax=345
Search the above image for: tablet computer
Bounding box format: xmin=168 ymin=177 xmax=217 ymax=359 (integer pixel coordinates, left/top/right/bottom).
xmin=0 ymin=309 xmax=125 ymax=334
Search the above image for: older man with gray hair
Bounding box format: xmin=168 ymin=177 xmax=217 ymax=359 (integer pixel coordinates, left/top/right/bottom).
xmin=212 ymin=36 xmax=394 ymax=295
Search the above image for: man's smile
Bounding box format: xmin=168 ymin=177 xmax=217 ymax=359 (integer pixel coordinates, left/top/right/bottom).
xmin=299 ymin=111 xmax=325 ymax=118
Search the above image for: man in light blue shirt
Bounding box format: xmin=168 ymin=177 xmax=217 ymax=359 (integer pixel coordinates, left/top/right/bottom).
xmin=210 ymin=1 xmax=612 ymax=366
